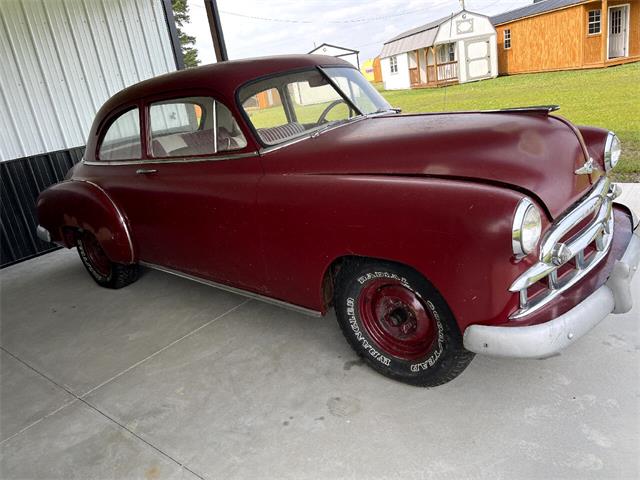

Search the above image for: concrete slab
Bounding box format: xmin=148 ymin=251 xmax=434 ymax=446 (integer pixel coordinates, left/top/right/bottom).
xmin=0 ymin=249 xmax=245 ymax=395
xmin=86 ymin=290 xmax=640 ymax=480
xmin=0 ymin=350 xmax=74 ymax=442
xmin=0 ymin=400 xmax=199 ymax=480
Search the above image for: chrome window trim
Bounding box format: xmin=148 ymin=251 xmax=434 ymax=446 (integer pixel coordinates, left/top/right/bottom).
xmin=140 ymin=261 xmax=322 ymax=318
xmin=74 ymin=179 xmax=135 ymax=264
xmin=82 ymin=151 xmax=259 ymax=166
xmin=508 ymin=177 xmax=617 ymax=319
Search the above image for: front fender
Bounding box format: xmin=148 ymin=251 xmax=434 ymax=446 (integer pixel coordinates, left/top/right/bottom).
xmin=37 ymin=180 xmax=135 ymax=264
xmin=259 ymin=174 xmax=546 ymax=330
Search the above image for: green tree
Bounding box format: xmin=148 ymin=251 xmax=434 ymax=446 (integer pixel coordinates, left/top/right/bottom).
xmin=172 ymin=0 xmax=200 ymax=68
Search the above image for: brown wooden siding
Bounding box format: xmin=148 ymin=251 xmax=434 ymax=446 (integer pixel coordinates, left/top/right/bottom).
xmin=496 ymin=5 xmax=584 ymax=74
xmin=583 ymin=2 xmax=604 ymax=64
xmin=495 ymin=0 xmax=639 ymax=75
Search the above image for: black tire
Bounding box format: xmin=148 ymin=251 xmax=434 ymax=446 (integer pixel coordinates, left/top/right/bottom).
xmin=76 ymin=231 xmax=139 ymax=289
xmin=334 ymin=259 xmax=474 ymax=387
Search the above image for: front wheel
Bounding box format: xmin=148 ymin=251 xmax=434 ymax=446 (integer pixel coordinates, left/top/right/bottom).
xmin=334 ymin=260 xmax=474 ymax=387
xmin=77 ymin=231 xmax=139 ymax=289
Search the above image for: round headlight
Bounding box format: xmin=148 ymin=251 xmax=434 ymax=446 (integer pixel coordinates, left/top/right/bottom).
xmin=512 ymin=199 xmax=542 ymax=258
xmin=604 ymin=132 xmax=621 ymax=171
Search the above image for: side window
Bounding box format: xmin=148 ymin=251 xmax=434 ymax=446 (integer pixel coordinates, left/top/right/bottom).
xmin=240 ymin=70 xmax=356 ymax=146
xmin=504 ymin=29 xmax=511 ymax=50
xmin=99 ymin=108 xmax=141 ymax=161
xmin=149 ymin=97 xmax=246 ymax=158
xmin=390 ymin=56 xmax=398 ymax=74
xmin=242 ymin=88 xmax=288 ymax=129
xmin=588 ymin=10 xmax=601 ymax=35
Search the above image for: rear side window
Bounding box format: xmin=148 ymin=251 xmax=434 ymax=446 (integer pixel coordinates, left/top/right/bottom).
xmin=149 ymin=97 xmax=247 ymax=158
xmin=99 ymin=108 xmax=141 ymax=161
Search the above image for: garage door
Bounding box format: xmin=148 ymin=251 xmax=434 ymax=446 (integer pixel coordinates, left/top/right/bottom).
xmin=465 ymin=39 xmax=492 ymax=80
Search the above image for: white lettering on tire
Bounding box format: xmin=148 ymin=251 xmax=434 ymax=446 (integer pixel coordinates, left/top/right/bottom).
xmin=346 ymin=297 xmax=391 ymax=367
xmin=409 ymin=300 xmax=445 ymax=372
xmin=348 ymin=272 xmax=446 ymax=373
xmin=78 ymin=239 xmax=110 ymax=282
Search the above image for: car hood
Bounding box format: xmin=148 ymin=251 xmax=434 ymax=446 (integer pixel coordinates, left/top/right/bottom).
xmin=270 ymin=112 xmax=597 ymax=219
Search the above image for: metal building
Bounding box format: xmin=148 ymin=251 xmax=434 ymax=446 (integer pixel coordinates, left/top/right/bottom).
xmin=0 ymin=0 xmax=182 ymax=266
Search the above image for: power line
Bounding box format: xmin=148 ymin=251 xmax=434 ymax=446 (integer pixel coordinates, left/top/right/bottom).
xmin=192 ymin=4 xmax=438 ymax=24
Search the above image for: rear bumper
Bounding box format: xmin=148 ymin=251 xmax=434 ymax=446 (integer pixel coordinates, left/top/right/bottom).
xmin=36 ymin=225 xmax=51 ymax=243
xmin=463 ymin=210 xmax=639 ymax=359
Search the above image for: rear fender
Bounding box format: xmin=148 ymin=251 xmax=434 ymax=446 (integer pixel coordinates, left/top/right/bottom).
xmin=36 ymin=180 xmax=135 ymax=264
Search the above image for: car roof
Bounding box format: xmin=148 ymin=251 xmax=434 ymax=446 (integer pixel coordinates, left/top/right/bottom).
xmin=86 ymin=54 xmax=355 ymax=159
xmin=101 ymin=54 xmax=353 ymax=112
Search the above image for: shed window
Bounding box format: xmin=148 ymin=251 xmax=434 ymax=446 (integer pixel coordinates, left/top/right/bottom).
xmin=390 ymin=56 xmax=398 ymax=74
xmin=504 ymin=29 xmax=511 ymax=49
xmin=99 ymin=108 xmax=141 ymax=161
xmin=149 ymin=97 xmax=246 ymax=158
xmin=588 ymin=10 xmax=601 ymax=35
xmin=437 ymin=43 xmax=456 ymax=63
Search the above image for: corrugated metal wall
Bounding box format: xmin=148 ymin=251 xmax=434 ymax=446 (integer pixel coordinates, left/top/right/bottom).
xmin=1 ymin=148 xmax=84 ymax=267
xmin=0 ymin=0 xmax=177 ymax=161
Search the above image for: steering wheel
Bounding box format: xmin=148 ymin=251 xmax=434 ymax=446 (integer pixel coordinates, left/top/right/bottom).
xmin=317 ymin=99 xmax=353 ymax=124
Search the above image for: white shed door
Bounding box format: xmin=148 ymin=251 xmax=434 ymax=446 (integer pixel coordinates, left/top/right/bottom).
xmin=608 ymin=6 xmax=629 ymax=59
xmin=465 ymin=40 xmax=491 ymax=80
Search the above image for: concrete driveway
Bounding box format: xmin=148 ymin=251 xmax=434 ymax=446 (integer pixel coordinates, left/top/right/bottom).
xmin=1 ymin=189 xmax=639 ymax=480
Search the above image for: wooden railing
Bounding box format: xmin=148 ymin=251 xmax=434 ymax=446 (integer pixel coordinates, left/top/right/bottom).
xmin=436 ymin=61 xmax=458 ymax=82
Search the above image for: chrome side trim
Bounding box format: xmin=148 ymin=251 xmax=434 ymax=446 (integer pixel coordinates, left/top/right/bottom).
xmin=508 ymin=177 xmax=616 ymax=319
xmin=82 ymin=152 xmax=259 ymax=166
xmin=74 ymin=180 xmax=135 ymax=264
xmin=140 ymin=261 xmax=323 ymax=318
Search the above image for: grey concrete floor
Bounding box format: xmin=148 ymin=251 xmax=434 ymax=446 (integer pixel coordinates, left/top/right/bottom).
xmin=1 ymin=190 xmax=639 ymax=480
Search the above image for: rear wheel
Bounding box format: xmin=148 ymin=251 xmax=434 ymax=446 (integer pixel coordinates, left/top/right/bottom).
xmin=76 ymin=231 xmax=138 ymax=289
xmin=334 ymin=260 xmax=474 ymax=387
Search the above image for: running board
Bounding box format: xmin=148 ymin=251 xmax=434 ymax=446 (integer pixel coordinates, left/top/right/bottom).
xmin=139 ymin=262 xmax=322 ymax=318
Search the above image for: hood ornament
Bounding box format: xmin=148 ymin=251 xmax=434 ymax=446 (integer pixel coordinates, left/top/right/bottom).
xmin=575 ymin=157 xmax=595 ymax=175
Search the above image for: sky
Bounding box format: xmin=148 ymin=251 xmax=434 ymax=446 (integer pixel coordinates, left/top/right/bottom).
xmin=184 ymin=0 xmax=535 ymax=64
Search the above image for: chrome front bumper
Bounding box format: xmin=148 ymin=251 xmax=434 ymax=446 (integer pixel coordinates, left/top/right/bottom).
xmin=463 ymin=219 xmax=639 ymax=359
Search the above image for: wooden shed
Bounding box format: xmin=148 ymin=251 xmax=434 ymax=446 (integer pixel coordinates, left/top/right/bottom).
xmin=379 ymin=10 xmax=498 ymax=90
xmin=491 ymin=0 xmax=639 ymax=75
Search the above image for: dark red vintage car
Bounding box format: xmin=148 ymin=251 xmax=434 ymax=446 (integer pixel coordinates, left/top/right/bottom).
xmin=37 ymin=55 xmax=639 ymax=386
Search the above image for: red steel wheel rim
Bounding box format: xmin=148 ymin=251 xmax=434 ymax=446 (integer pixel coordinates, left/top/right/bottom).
xmin=82 ymin=233 xmax=112 ymax=278
xmin=358 ymin=278 xmax=437 ymax=361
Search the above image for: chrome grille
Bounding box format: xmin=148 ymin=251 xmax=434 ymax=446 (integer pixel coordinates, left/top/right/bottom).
xmin=509 ymin=177 xmax=618 ymax=319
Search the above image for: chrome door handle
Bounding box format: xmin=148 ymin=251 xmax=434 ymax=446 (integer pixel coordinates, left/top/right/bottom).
xmin=136 ymin=169 xmax=157 ymax=175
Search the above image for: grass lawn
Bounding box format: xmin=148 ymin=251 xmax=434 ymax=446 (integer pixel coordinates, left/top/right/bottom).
xmin=376 ymin=62 xmax=640 ymax=182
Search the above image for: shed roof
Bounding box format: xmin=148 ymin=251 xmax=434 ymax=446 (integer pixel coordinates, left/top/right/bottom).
xmin=308 ymin=43 xmax=359 ymax=54
xmin=380 ymin=13 xmax=454 ymax=58
xmin=490 ymin=0 xmax=587 ymax=26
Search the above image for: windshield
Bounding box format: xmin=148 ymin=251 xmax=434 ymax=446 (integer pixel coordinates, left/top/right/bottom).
xmin=321 ymin=67 xmax=391 ymax=115
xmin=239 ymin=67 xmax=392 ymax=146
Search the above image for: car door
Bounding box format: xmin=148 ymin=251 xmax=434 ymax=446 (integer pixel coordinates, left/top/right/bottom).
xmin=96 ymin=94 xmax=266 ymax=293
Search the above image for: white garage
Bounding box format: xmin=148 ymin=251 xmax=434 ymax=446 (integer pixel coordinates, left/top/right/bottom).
xmin=380 ymin=10 xmax=498 ymax=90
xmin=308 ymin=43 xmax=360 ymax=69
